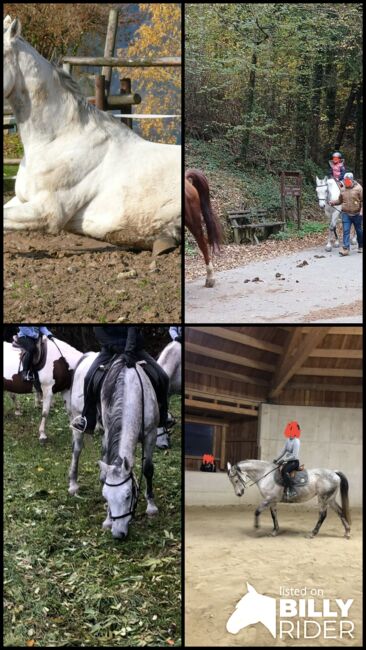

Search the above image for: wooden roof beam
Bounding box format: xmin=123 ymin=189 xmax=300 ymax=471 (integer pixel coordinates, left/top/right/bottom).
xmin=188 ymin=326 xmax=283 ymax=354
xmin=269 ymin=327 xmax=330 ymax=398
xmin=185 ymin=362 xmax=269 ymax=387
xmin=185 ymin=399 xmax=259 ymax=417
xmin=186 ymin=341 xmax=275 ymax=373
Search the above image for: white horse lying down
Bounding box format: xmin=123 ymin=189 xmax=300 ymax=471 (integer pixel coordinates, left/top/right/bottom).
xmin=3 ymin=16 xmax=181 ymax=252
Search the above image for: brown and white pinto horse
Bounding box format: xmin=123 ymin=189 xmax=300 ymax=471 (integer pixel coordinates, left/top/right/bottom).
xmin=185 ymin=169 xmax=222 ymax=287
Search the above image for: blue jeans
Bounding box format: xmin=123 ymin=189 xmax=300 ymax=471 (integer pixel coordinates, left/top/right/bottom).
xmin=341 ymin=212 xmax=363 ymax=249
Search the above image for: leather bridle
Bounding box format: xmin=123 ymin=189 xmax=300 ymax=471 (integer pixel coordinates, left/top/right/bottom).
xmin=105 ymin=472 xmax=139 ymax=521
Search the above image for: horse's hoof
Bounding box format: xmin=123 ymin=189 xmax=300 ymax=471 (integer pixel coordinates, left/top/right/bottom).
xmin=344 ymin=533 xmax=350 ymax=539
xmin=152 ymin=237 xmax=176 ymax=256
xmin=146 ymin=504 xmax=158 ymax=517
xmin=306 ymin=533 xmax=314 ymax=539
xmin=39 ymin=437 xmax=48 ymax=444
xmin=270 ymin=530 xmax=279 ymax=537
xmin=325 ymin=244 xmax=332 ymax=252
xmin=68 ymin=485 xmax=79 ymax=496
xmin=205 ymin=279 xmax=215 ymax=288
xmin=334 ymin=241 xmax=340 ymax=248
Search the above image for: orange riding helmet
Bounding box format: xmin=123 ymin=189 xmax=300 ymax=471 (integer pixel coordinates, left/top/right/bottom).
xmin=284 ymin=421 xmax=301 ymax=438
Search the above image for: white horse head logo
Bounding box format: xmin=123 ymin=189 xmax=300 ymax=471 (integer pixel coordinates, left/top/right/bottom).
xmin=226 ymin=582 xmax=276 ymax=638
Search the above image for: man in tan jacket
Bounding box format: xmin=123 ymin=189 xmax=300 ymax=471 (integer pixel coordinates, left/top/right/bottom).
xmin=330 ymin=172 xmax=363 ymax=256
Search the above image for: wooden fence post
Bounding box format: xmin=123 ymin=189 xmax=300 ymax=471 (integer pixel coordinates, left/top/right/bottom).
xmin=95 ymin=75 xmax=106 ymax=110
xmin=120 ymin=78 xmax=132 ymax=129
xmin=102 ymin=9 xmax=119 ymax=95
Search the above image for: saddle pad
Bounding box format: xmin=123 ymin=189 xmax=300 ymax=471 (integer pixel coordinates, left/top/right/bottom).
xmin=274 ymin=468 xmax=309 ymax=487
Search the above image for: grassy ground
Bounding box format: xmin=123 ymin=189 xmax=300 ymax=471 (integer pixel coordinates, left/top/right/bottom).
xmin=4 ymin=392 xmax=181 ymax=647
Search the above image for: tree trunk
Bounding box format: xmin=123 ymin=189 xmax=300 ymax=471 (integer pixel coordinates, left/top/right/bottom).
xmin=335 ymin=84 xmax=357 ymax=150
xmin=354 ymin=84 xmax=362 ymax=178
xmin=240 ymin=49 xmax=257 ymax=162
xmin=309 ymin=62 xmax=323 ymax=164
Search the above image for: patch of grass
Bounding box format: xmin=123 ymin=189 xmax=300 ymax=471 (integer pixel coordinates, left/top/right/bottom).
xmin=4 ymin=392 xmax=181 ymax=647
xmin=270 ymin=220 xmax=327 ymax=241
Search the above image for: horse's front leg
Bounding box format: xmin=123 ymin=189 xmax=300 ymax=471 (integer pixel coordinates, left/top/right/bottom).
xmin=4 ymin=193 xmax=68 ymax=234
xmin=38 ymin=386 xmax=53 ymax=443
xmin=143 ymin=429 xmax=159 ymax=516
xmin=254 ymin=499 xmax=271 ymax=529
xmin=68 ymin=428 xmax=84 ymax=495
xmin=269 ymin=505 xmax=280 ymax=536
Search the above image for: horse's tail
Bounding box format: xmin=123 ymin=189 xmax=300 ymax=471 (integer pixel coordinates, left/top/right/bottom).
xmin=185 ymin=169 xmax=222 ymax=252
xmin=335 ymin=471 xmax=351 ymax=525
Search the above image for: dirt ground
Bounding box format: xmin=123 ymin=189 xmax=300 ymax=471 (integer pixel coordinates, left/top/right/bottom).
xmin=185 ymin=506 xmax=362 ymax=647
xmin=3 ymin=232 xmax=181 ymax=323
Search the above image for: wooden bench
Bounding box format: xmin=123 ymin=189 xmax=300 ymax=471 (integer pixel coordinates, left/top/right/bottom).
xmin=227 ymin=208 xmax=285 ymax=244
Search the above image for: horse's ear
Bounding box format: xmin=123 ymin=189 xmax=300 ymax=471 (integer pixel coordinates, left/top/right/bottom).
xmin=247 ymin=582 xmax=257 ymax=594
xmin=10 ymin=18 xmax=21 ymax=39
xmin=98 ymin=460 xmax=108 ymax=480
xmin=227 ymin=462 xmax=231 ymax=474
xmin=4 ymin=15 xmax=12 ymax=29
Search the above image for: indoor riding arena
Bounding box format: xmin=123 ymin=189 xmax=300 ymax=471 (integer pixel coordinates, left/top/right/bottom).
xmin=185 ymin=326 xmax=362 ymax=647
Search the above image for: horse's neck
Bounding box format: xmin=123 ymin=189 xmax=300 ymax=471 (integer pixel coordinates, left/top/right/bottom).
xmin=11 ymin=41 xmax=75 ymax=147
xmin=328 ymin=180 xmax=340 ymax=200
xmin=237 ymin=460 xmax=269 ymax=479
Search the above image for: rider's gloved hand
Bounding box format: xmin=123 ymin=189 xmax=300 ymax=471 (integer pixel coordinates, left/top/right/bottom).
xmin=273 ymin=459 xmax=278 ymax=464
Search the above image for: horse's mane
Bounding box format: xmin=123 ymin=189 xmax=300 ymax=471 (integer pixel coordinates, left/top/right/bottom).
xmin=15 ymin=33 xmax=138 ymax=139
xmin=54 ymin=65 xmax=138 ymax=138
xmin=102 ymin=357 xmax=127 ymax=464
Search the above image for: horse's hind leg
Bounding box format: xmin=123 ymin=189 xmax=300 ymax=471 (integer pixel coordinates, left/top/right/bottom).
xmin=68 ymin=429 xmax=84 ymax=495
xmin=38 ymin=386 xmax=53 ymax=443
xmin=10 ymin=393 xmax=21 ymax=416
xmin=329 ymin=498 xmax=351 ymax=539
xmin=307 ymin=505 xmax=327 ymax=538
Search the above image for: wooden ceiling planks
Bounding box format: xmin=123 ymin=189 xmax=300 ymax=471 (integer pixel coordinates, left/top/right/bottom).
xmin=185 ymin=326 xmax=362 ymax=410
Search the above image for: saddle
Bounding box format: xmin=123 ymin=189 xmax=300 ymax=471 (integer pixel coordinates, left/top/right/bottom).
xmin=87 ymin=356 xmax=162 ymax=413
xmin=274 ymin=465 xmax=309 ymax=488
xmin=12 ymin=335 xmax=48 ymax=372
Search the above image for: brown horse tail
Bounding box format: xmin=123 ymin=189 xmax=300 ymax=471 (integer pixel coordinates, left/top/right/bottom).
xmin=185 ymin=169 xmax=222 ymax=252
xmin=335 ymin=471 xmax=351 ymax=525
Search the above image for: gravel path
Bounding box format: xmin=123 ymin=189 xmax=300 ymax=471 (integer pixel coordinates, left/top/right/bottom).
xmin=185 ymin=245 xmax=362 ymax=323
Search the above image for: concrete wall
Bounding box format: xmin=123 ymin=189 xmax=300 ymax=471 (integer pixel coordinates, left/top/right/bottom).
xmin=259 ymin=403 xmax=362 ymax=506
xmin=185 ymin=470 xmax=259 ymax=506
xmin=185 ymin=403 xmax=362 ymax=507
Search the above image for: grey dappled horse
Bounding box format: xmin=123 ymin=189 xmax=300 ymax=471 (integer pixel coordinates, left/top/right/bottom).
xmin=227 ymin=459 xmax=351 ymax=538
xmin=68 ymin=354 xmax=159 ymax=539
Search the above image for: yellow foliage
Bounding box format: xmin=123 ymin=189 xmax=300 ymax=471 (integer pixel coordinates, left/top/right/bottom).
xmin=119 ymin=3 xmax=181 ymax=143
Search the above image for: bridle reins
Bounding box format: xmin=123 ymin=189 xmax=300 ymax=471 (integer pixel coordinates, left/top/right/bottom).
xmin=105 ymin=365 xmax=145 ymax=522
xmin=232 ymin=463 xmax=279 ymax=489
